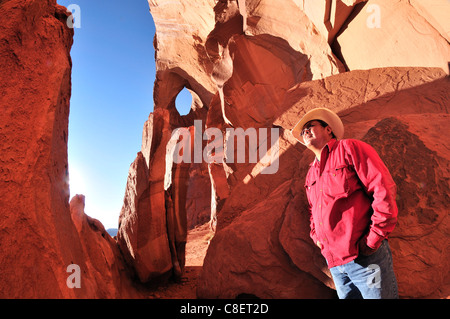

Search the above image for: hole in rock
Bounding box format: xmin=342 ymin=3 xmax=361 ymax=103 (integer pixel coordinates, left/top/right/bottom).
xmin=175 ymin=87 xmax=193 ymax=116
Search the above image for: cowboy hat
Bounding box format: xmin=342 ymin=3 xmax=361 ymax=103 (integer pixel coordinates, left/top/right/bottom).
xmin=291 ymin=107 xmax=344 ymax=145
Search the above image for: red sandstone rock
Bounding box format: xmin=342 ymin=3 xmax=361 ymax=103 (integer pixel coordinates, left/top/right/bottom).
xmin=121 ymin=0 xmax=450 ymax=299
xmin=70 ymin=195 xmax=143 ymax=298
xmin=341 ymin=0 xmax=368 ymax=6
xmin=197 ymin=181 xmax=336 ymax=299
xmin=150 ymin=0 xmax=217 ymax=108
xmin=300 ymin=0 xmax=365 ymax=43
xmin=0 ymin=0 xmax=81 ymax=298
xmin=115 ymin=0 xmax=222 ymax=285
xmin=186 ymin=163 xmax=213 ymax=229
xmin=118 ymin=109 xmax=176 ymax=283
xmin=332 ymin=0 xmax=450 ymax=74
xmin=275 ymin=67 xmax=449 ymax=129
xmin=354 ymin=115 xmax=449 ymax=298
xmin=206 ymin=0 xmax=345 ymax=128
xmin=0 ymin=0 xmax=142 ymax=298
xmin=409 ymin=0 xmax=450 ymax=43
xmin=116 ymin=0 xmax=217 ymax=284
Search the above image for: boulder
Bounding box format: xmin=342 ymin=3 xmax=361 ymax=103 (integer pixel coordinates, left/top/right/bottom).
xmin=197 ymin=180 xmax=336 ymax=299
xmin=70 ymin=196 xmax=143 ymax=298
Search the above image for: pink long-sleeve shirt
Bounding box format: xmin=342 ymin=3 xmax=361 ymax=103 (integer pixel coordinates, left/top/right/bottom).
xmin=305 ymin=138 xmax=398 ymax=268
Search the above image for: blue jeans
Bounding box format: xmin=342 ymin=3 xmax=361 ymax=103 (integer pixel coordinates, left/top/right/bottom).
xmin=329 ymin=240 xmax=399 ymax=299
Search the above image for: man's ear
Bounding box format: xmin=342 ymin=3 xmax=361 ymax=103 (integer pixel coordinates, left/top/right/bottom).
xmin=326 ymin=126 xmax=333 ymax=136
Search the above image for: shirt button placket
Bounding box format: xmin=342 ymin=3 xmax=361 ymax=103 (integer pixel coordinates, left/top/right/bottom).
xmin=318 ymin=178 xmax=324 ymax=246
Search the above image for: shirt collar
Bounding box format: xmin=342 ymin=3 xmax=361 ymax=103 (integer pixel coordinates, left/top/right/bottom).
xmin=326 ymin=138 xmax=338 ymax=152
xmin=311 ymin=138 xmax=338 ymax=166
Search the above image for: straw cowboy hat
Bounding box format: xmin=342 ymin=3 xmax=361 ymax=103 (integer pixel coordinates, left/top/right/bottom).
xmin=291 ymin=107 xmax=344 ymax=145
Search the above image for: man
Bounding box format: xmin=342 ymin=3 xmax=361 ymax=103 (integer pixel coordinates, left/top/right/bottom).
xmin=291 ymin=108 xmax=399 ymax=299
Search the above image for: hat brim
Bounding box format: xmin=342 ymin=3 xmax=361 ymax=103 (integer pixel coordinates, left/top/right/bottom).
xmin=291 ymin=108 xmax=344 ymax=145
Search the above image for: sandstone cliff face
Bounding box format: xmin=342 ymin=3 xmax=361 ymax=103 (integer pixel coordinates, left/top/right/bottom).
xmin=117 ymin=0 xmax=346 ymax=284
xmin=0 ymin=0 xmax=139 ymax=298
xmin=332 ymin=0 xmax=450 ymax=74
xmin=0 ymin=0 xmax=79 ymax=298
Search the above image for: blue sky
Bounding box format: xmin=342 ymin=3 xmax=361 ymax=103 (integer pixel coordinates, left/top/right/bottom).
xmin=57 ymin=0 xmax=192 ymax=229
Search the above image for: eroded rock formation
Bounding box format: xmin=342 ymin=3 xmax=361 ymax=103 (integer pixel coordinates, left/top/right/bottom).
xmin=0 ymin=0 xmax=141 ymax=298
xmin=0 ymin=0 xmax=80 ymax=298
xmin=69 ymin=195 xmax=143 ymax=298
xmin=118 ymin=0 xmax=449 ymax=298
xmin=333 ymin=0 xmax=450 ymax=73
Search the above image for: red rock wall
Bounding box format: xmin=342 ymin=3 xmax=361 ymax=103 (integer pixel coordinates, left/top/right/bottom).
xmin=0 ymin=0 xmax=140 ymax=298
xmin=332 ymin=0 xmax=450 ymax=74
xmin=0 ymin=0 xmax=79 ymax=298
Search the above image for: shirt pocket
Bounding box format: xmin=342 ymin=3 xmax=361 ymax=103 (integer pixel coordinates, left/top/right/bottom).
xmin=305 ymin=179 xmax=317 ymax=202
xmin=323 ymin=164 xmax=350 ymax=198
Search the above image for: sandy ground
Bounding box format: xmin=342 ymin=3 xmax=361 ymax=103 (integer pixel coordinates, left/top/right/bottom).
xmin=145 ymin=223 xmax=212 ymax=299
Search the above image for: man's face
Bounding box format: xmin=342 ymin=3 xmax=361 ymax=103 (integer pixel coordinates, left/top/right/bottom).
xmin=301 ymin=120 xmax=332 ymax=148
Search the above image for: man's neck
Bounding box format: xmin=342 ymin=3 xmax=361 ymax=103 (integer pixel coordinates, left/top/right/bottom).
xmin=312 ymin=139 xmax=332 ymax=161
xmin=315 ymin=139 xmax=336 ymax=176
xmin=315 ymin=146 xmax=325 ymax=162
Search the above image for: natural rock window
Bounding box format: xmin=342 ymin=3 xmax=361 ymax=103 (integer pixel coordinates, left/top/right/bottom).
xmin=175 ymin=87 xmax=193 ymax=116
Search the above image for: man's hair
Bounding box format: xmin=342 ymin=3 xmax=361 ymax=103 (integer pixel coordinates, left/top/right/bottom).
xmin=315 ymin=119 xmax=329 ymax=128
xmin=312 ymin=119 xmax=337 ymax=139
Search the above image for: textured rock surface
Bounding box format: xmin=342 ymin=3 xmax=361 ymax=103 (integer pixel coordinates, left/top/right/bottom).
xmin=408 ymin=0 xmax=450 ymax=43
xmin=0 ymin=0 xmax=143 ymax=298
xmin=332 ymin=0 xmax=450 ymax=74
xmin=198 ymin=180 xmax=336 ymax=298
xmin=299 ymin=0 xmax=365 ymax=43
xmin=115 ymin=0 xmax=220 ymax=283
xmin=358 ymin=115 xmax=449 ymax=298
xmin=278 ymin=67 xmax=450 ymax=299
xmin=70 ymin=196 xmax=143 ymax=298
xmin=206 ymin=0 xmax=345 ymax=127
xmin=0 ymin=0 xmax=80 ymax=298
